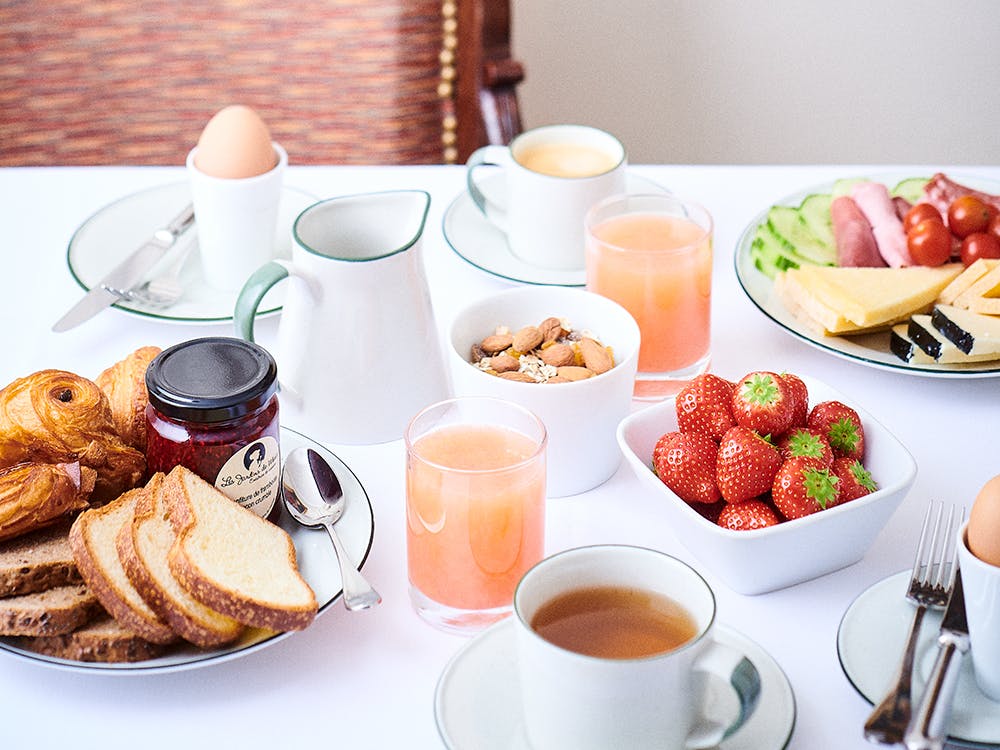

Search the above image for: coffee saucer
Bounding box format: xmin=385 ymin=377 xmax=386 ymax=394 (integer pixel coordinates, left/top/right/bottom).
xmin=442 ymin=172 xmax=668 ymax=287
xmin=838 ymin=570 xmax=1000 ymax=748
xmin=434 ymin=618 xmax=795 ymax=750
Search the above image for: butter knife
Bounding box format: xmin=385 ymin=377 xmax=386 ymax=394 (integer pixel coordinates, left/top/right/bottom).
xmin=52 ymin=203 xmax=195 ymax=332
xmin=904 ymin=567 xmax=970 ymax=750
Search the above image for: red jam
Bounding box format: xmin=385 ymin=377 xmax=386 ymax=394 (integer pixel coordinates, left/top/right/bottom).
xmin=145 ymin=337 xmax=281 ymax=521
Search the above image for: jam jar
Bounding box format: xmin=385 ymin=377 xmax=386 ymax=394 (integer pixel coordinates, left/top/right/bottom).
xmin=145 ymin=337 xmax=281 ymax=521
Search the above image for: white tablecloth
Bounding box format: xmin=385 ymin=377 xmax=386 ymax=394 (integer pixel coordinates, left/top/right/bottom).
xmin=2 ymin=163 xmax=998 ymax=749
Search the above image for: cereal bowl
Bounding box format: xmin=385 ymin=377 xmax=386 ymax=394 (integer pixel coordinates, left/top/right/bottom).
xmin=449 ymin=286 xmax=640 ymax=497
xmin=616 ymin=374 xmax=916 ymax=594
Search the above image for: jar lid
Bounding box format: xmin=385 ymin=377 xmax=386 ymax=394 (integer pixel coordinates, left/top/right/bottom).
xmin=146 ymin=337 xmax=278 ymax=423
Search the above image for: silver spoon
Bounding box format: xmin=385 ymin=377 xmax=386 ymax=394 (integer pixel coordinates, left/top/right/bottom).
xmin=281 ymin=447 xmax=381 ymax=611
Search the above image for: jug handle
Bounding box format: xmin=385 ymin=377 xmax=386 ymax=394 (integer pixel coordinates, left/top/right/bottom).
xmin=234 ymin=261 xmax=289 ymax=342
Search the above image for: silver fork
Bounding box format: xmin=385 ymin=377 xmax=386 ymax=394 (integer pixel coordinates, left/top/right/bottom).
xmin=863 ymin=502 xmax=962 ymax=746
xmin=121 ymin=238 xmax=196 ymax=308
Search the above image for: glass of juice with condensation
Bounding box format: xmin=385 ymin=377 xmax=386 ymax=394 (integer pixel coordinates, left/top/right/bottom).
xmin=585 ymin=193 xmax=713 ymax=400
xmin=405 ymin=397 xmax=546 ymax=633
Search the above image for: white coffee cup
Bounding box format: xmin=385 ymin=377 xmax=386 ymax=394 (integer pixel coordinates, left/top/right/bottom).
xmin=466 ymin=124 xmax=627 ymax=271
xmin=233 ymin=190 xmax=450 ymax=445
xmin=187 ymin=142 xmax=287 ymax=292
xmin=513 ymin=545 xmax=759 ymax=750
xmin=957 ymin=522 xmax=1000 ymax=700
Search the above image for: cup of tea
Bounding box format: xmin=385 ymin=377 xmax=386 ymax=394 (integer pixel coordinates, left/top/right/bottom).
xmin=513 ymin=545 xmax=760 ymax=750
xmin=466 ymin=124 xmax=627 ymax=271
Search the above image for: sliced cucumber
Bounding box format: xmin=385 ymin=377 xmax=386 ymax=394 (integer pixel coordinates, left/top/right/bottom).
xmin=750 ymin=223 xmax=810 ymax=278
xmin=766 ymin=206 xmax=836 ymax=266
xmin=891 ymin=177 xmax=929 ymax=204
xmin=798 ymin=193 xmax=835 ymax=249
xmin=831 ymin=178 xmax=866 ymax=197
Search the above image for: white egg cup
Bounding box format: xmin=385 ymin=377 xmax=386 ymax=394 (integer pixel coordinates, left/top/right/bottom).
xmin=187 ymin=142 xmax=287 ymax=292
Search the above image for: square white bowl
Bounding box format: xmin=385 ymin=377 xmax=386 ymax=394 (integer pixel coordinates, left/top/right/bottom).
xmin=616 ymin=374 xmax=917 ymax=594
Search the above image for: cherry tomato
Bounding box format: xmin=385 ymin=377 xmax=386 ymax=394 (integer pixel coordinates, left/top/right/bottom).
xmin=960 ymin=232 xmax=1000 ymax=266
xmin=948 ymin=195 xmax=994 ymax=238
xmin=988 ymin=211 xmax=1000 ymax=241
xmin=903 ymin=203 xmax=943 ymax=233
xmin=907 ymin=220 xmax=953 ymax=266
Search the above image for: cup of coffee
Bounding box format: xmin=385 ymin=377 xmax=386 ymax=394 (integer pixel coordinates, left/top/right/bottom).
xmin=466 ymin=124 xmax=627 ymax=271
xmin=513 ymin=545 xmax=759 ymax=750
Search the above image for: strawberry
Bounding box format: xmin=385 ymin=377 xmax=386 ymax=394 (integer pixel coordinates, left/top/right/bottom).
xmin=652 ymin=431 xmax=721 ymax=505
xmin=771 ymin=456 xmax=841 ymax=520
xmin=832 ymin=456 xmax=878 ymax=503
xmin=777 ymin=426 xmax=833 ymax=466
xmin=675 ymin=373 xmax=737 ymax=441
xmin=730 ymin=371 xmax=795 ymax=437
xmin=780 ymin=372 xmax=809 ymax=426
xmin=807 ymin=400 xmax=865 ymax=460
xmin=717 ymin=499 xmax=781 ymax=531
xmin=715 ymin=426 xmax=782 ymax=503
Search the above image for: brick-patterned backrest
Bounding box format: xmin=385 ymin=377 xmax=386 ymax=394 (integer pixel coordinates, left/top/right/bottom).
xmin=0 ymin=0 xmax=523 ymax=166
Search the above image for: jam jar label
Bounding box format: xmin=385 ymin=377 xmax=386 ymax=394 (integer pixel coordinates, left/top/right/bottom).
xmin=215 ymin=436 xmax=281 ymax=518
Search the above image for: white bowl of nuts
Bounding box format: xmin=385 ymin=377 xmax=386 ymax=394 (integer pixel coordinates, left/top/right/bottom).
xmin=448 ymin=286 xmax=640 ymax=497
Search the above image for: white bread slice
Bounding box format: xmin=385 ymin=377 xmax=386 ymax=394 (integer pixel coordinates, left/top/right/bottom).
xmin=938 ymin=258 xmax=1000 ymax=305
xmin=68 ymin=487 xmax=177 ymax=645
xmin=781 ymin=264 xmax=963 ymax=329
xmin=0 ymin=583 xmax=103 ymax=636
xmin=163 ymin=466 xmax=317 ymax=631
xmin=117 ymin=473 xmax=243 ymax=648
xmin=0 ymin=521 xmax=80 ymax=597
xmin=16 ymin=614 xmax=166 ymax=663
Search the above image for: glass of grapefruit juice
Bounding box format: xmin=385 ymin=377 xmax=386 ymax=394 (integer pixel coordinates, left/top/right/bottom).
xmin=405 ymin=397 xmax=546 ymax=633
xmin=585 ymin=193 xmax=713 ymax=400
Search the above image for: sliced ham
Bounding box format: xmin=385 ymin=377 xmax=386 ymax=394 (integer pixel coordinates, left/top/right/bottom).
xmin=831 ymin=196 xmax=885 ymax=267
xmin=924 ymin=172 xmax=1000 ymax=215
xmin=851 ymin=181 xmax=913 ymax=267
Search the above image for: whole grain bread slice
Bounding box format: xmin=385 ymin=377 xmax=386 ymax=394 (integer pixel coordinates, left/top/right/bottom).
xmin=15 ymin=614 xmax=166 ymax=663
xmin=0 ymin=521 xmax=81 ymax=597
xmin=0 ymin=583 xmax=103 ymax=636
xmin=69 ymin=486 xmax=177 ymax=645
xmin=163 ymin=465 xmax=317 ymax=631
xmin=117 ymin=473 xmax=243 ymax=648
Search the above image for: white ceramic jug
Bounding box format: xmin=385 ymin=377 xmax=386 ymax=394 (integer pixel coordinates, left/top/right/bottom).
xmin=234 ymin=190 xmax=450 ymax=444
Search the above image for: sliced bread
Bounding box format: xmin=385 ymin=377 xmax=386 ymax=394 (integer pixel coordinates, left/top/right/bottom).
xmin=0 ymin=583 xmax=103 ymax=636
xmin=15 ymin=614 xmax=166 ymax=663
xmin=163 ymin=465 xmax=318 ymax=631
xmin=0 ymin=521 xmax=81 ymax=597
xmin=117 ymin=473 xmax=243 ymax=648
xmin=69 ymin=486 xmax=177 ymax=645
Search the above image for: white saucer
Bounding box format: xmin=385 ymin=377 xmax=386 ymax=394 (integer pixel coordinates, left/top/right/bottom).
xmin=442 ymin=172 xmax=669 ymax=287
xmin=434 ymin=619 xmax=795 ymax=750
xmin=838 ymin=570 xmax=1000 ymax=748
xmin=66 ymin=182 xmax=317 ymax=324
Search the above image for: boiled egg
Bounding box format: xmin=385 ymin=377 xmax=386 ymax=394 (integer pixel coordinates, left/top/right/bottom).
xmin=194 ymin=105 xmax=277 ymax=179
xmin=967 ymin=473 xmax=1000 ymax=567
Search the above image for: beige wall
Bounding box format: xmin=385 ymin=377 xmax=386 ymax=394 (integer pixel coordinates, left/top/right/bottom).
xmin=510 ymin=1 xmax=1000 ymax=165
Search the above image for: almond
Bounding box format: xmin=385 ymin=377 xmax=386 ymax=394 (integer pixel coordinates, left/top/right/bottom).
xmin=556 ymin=366 xmax=594 ymax=381
xmin=538 ymin=317 xmax=566 ymax=344
xmin=512 ymin=325 xmax=543 ymax=353
xmin=538 ymin=343 xmax=575 ymax=367
xmin=480 ymin=333 xmax=514 ymax=354
xmin=498 ymin=371 xmax=536 ymax=382
xmin=579 ymin=337 xmax=614 ymax=374
xmin=489 ymin=354 xmax=520 ymax=373
xmin=545 ymin=376 xmax=570 ymax=384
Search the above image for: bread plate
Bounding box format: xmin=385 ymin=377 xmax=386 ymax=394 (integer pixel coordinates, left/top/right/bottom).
xmin=0 ymin=427 xmax=375 ymax=674
xmin=735 ymin=171 xmax=1000 ymax=378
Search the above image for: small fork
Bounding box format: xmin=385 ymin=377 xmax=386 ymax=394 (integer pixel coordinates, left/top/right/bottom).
xmin=864 ymin=502 xmax=963 ymax=746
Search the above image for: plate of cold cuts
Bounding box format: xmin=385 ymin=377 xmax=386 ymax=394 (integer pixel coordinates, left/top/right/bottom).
xmin=734 ymin=171 xmax=1000 ymax=378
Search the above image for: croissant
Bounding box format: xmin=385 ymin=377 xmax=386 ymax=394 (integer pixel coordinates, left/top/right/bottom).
xmin=0 ymin=370 xmax=145 ymax=503
xmin=0 ymin=461 xmax=94 ymax=542
xmin=95 ymin=346 xmax=161 ymax=452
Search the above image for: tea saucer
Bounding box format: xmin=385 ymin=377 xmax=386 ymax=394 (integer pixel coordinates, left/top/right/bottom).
xmin=434 ymin=619 xmax=795 ymax=750
xmin=838 ymin=570 xmax=1000 ymax=748
xmin=66 ymin=181 xmax=317 ymax=324
xmin=442 ymin=172 xmax=669 ymax=287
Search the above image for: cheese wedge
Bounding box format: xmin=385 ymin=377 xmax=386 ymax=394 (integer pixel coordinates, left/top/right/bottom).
xmin=938 ymin=258 xmax=1000 ymax=305
xmin=773 ymin=269 xmax=902 ymax=334
xmin=954 ymin=263 xmax=1000 ymax=315
xmin=931 ymin=304 xmax=1000 ymax=356
xmin=891 ymin=315 xmax=1000 ymax=364
xmin=776 ymin=264 xmax=963 ymax=333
